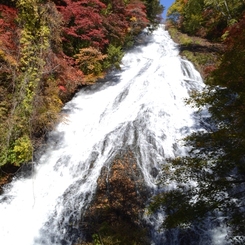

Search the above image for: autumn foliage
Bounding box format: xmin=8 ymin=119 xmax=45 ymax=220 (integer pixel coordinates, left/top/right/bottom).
xmin=0 ymin=5 xmax=18 ymax=70
xmin=56 ymin=0 xmax=108 ymax=54
xmin=0 ymin=0 xmax=163 ymax=168
xmin=167 ymin=0 xmax=245 ymax=40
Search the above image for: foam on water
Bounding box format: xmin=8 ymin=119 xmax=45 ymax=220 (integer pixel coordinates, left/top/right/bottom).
xmin=0 ymin=25 xmax=227 ymax=245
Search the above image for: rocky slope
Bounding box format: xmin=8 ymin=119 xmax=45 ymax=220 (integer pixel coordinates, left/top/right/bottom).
xmin=78 ymin=150 xmax=151 ymax=245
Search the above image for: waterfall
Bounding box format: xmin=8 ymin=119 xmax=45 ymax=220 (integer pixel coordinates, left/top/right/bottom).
xmin=0 ymin=25 xmax=226 ymax=245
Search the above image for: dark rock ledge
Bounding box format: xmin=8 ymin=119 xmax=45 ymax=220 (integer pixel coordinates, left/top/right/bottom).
xmin=78 ymin=150 xmax=151 ymax=245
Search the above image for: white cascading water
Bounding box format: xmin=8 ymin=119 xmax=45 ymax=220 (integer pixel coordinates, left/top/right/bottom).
xmin=0 ymin=26 xmax=227 ymax=245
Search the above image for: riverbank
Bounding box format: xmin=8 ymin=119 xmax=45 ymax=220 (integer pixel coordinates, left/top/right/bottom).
xmin=167 ymin=26 xmax=224 ymax=79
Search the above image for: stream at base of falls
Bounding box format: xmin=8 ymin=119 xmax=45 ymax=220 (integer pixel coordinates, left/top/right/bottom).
xmin=0 ymin=25 xmax=228 ymax=245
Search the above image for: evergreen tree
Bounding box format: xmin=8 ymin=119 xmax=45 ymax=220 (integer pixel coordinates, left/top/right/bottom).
xmin=144 ymin=0 xmax=164 ymax=28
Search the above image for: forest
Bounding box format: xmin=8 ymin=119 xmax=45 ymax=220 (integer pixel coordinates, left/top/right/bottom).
xmin=0 ymin=0 xmax=163 ymax=171
xmin=150 ymin=0 xmax=245 ymax=244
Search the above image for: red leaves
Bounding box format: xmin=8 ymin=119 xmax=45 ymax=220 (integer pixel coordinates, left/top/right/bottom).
xmin=0 ymin=0 xmax=150 ymax=96
xmin=0 ymin=5 xmax=18 ymax=64
xmin=224 ymin=14 xmax=245 ymax=51
xmin=126 ymin=1 xmax=149 ymax=34
xmin=204 ymin=65 xmax=216 ymax=77
xmin=102 ymin=2 xmax=129 ymax=46
xmin=51 ymin=53 xmax=85 ymax=93
xmin=210 ymin=14 xmax=245 ymax=92
xmin=57 ymin=0 xmax=108 ymax=51
xmin=58 ymin=85 xmax=66 ymax=92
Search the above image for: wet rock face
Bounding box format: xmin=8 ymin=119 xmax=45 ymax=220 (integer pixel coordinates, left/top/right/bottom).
xmin=79 ymin=150 xmax=151 ymax=244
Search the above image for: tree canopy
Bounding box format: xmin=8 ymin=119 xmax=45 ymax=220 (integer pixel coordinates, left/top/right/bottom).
xmin=151 ymin=2 xmax=245 ymax=243
xmin=167 ymin=0 xmax=245 ymax=39
xmin=0 ymin=0 xmax=164 ymax=168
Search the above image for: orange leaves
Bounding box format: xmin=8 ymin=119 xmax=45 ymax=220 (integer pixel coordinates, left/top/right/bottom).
xmin=75 ymin=47 xmax=107 ymax=83
xmin=49 ymin=53 xmax=85 ymax=95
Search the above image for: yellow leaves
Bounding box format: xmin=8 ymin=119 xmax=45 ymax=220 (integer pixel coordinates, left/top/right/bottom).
xmin=31 ymin=79 xmax=63 ymax=133
xmin=3 ymin=0 xmax=54 ymax=165
xmin=82 ymin=72 xmax=105 ymax=84
xmin=0 ymin=49 xmax=17 ymax=67
xmin=0 ymin=40 xmax=18 ymax=67
xmin=0 ymin=101 xmax=8 ymax=123
xmin=0 ymin=1 xmax=63 ymax=167
xmin=11 ymin=135 xmax=33 ymax=166
xmin=75 ymin=47 xmax=107 ymax=83
xmin=0 ymin=48 xmax=4 ymax=57
xmin=5 ymin=55 xmax=17 ymax=67
xmin=18 ymin=0 xmax=51 ymax=68
xmin=167 ymin=0 xmax=186 ymax=16
xmin=130 ymin=16 xmax=137 ymax=22
xmin=17 ymin=0 xmax=51 ymax=111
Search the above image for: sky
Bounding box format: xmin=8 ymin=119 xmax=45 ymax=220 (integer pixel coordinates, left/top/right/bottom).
xmin=160 ymin=0 xmax=175 ymax=20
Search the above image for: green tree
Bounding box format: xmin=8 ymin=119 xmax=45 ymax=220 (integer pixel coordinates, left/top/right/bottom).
xmin=204 ymin=0 xmax=245 ymax=21
xmin=182 ymin=0 xmax=205 ymax=34
xmin=144 ymin=0 xmax=164 ymax=28
xmin=0 ymin=0 xmax=62 ymax=166
xmin=167 ymin=0 xmax=245 ymax=39
xmin=167 ymin=0 xmax=187 ymax=26
xmin=103 ymin=44 xmax=124 ymax=70
xmin=0 ymin=0 xmax=49 ymax=166
xmin=150 ymin=15 xmax=245 ymax=244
